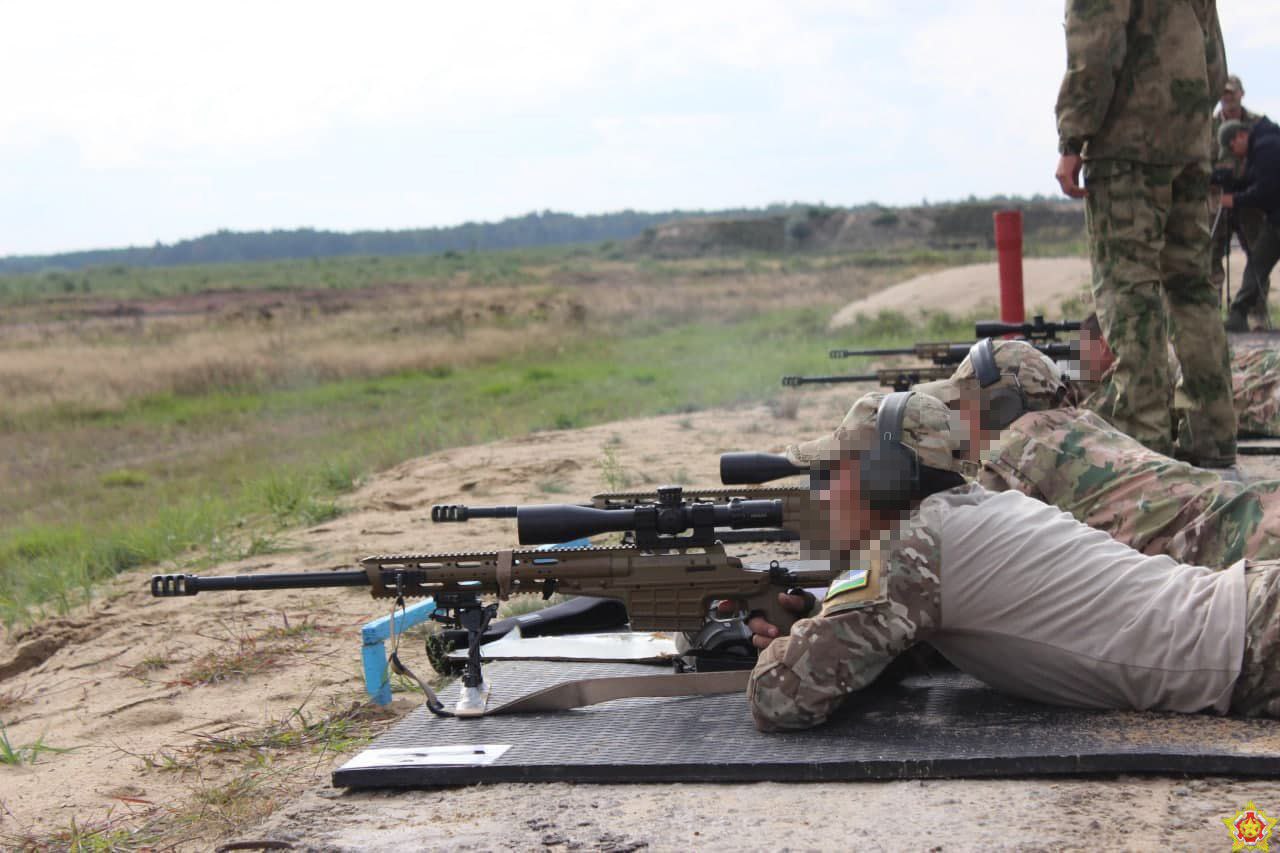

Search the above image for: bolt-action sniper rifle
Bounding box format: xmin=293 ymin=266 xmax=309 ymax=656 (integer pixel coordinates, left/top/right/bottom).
xmin=828 ymin=340 xmax=1075 ymax=363
xmin=781 ymin=365 xmax=954 ymax=390
xmin=150 ymin=487 xmax=835 ymax=717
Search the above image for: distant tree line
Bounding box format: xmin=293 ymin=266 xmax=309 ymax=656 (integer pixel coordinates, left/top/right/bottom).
xmin=0 ymin=197 xmax=1082 ymax=275
xmin=0 ymin=207 xmax=799 ymax=274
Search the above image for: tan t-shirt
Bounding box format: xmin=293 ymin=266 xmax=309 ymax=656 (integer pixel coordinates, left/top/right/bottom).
xmin=931 ymin=488 xmax=1244 ymax=713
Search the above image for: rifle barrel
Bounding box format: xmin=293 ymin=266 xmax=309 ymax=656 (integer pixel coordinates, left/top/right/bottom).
xmin=828 ymin=347 xmax=915 ymax=359
xmin=783 ymin=374 xmax=877 ymax=386
xmin=151 ymin=570 xmax=370 ymax=597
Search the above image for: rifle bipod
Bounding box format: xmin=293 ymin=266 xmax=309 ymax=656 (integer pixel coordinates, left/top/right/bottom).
xmin=391 ymin=589 xmax=499 ymax=717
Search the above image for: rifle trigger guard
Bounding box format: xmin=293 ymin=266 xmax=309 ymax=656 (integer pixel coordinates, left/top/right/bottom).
xmin=496 ymin=550 xmax=514 ymax=601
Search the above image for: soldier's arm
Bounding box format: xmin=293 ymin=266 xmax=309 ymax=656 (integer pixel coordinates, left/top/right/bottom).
xmin=747 ymin=513 xmax=944 ymax=732
xmin=1054 ymin=0 xmax=1131 ymax=154
xmin=747 ymin=607 xmax=905 ymax=732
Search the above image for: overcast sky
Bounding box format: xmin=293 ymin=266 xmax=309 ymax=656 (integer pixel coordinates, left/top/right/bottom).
xmin=2 ymin=1 xmax=1277 ymax=256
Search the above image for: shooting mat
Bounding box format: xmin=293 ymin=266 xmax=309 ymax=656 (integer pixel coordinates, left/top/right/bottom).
xmin=333 ymin=661 xmax=1280 ymax=787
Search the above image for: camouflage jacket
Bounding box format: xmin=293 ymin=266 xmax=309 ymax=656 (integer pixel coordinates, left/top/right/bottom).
xmin=1056 ymin=0 xmax=1226 ymax=164
xmin=979 ymin=407 xmax=1280 ymax=566
xmin=748 ymin=498 xmax=944 ymax=732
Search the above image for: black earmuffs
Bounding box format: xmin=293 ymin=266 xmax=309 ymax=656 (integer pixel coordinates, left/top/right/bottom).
xmin=859 ymin=390 xmax=920 ymax=511
xmin=969 ymin=338 xmax=1026 ymax=432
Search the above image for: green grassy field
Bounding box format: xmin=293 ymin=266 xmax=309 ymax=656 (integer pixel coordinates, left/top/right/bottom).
xmin=0 ymin=242 xmax=1078 ymax=626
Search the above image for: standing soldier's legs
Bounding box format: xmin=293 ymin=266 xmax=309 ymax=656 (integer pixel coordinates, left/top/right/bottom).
xmin=1086 ymin=160 xmax=1176 ymax=456
xmin=1164 ymin=162 xmax=1237 ymax=466
xmin=1240 ymin=208 xmax=1276 ymax=330
xmin=1231 ymin=560 xmax=1280 ymax=718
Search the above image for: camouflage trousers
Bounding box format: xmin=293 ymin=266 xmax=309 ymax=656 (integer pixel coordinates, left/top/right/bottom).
xmin=979 ymin=408 xmax=1280 ymax=567
xmin=1231 ymin=561 xmax=1280 ymax=718
xmin=1084 ymin=159 xmax=1237 ymax=465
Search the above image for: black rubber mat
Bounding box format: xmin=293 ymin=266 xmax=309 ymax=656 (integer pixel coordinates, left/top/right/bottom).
xmin=334 ymin=660 xmax=1280 ymax=788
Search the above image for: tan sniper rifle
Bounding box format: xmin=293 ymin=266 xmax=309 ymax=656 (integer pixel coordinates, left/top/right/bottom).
xmin=150 ymin=486 xmax=835 ymax=717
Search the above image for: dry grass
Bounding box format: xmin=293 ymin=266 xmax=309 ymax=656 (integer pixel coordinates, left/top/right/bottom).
xmin=0 ymin=256 xmax=889 ymax=417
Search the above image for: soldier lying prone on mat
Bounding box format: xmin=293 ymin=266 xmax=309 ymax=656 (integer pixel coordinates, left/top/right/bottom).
xmin=744 ymin=391 xmax=1280 ymax=731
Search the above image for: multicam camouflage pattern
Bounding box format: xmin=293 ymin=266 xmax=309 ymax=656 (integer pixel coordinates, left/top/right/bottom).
xmin=1233 ymin=348 xmax=1280 ymax=436
xmin=979 ymin=408 xmax=1280 ymax=566
xmin=917 ymin=339 xmax=1074 ymax=410
xmin=785 ymin=391 xmax=974 ymax=476
xmin=1231 ymin=561 xmax=1280 ymax=717
xmin=1084 ymin=158 xmax=1238 ymax=464
xmin=748 ymin=498 xmax=945 ymax=731
xmin=1056 ymin=0 xmax=1225 ymax=164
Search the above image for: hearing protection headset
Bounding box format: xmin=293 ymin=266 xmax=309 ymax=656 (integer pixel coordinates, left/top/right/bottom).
xmin=969 ymin=337 xmax=1027 ymax=432
xmin=859 ymin=390 xmax=920 ymax=512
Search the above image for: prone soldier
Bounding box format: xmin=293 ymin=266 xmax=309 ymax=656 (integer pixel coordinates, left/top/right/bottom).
xmin=745 ymin=391 xmax=1280 ymax=730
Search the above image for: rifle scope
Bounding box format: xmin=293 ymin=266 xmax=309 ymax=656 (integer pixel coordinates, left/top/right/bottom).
xmin=719 ymin=452 xmax=808 ymax=485
xmin=974 ymin=316 xmax=1081 ymax=339
xmin=516 ymin=492 xmax=783 ymax=546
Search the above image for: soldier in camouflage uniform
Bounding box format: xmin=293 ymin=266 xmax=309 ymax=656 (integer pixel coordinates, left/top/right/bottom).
xmin=746 ymin=390 xmax=1280 ymax=730
xmin=1211 ymin=75 xmax=1270 ymax=325
xmin=1054 ymin=0 xmax=1237 ymax=467
xmin=914 ymin=338 xmax=1272 ymax=568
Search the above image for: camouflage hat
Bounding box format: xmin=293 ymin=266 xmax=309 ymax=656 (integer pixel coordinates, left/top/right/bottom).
xmin=915 ymin=339 xmax=1068 ymax=409
xmin=1224 ymin=74 xmax=1244 ymax=94
xmin=784 ymin=391 xmax=970 ymax=474
xmin=1220 ymin=119 xmax=1249 ymax=151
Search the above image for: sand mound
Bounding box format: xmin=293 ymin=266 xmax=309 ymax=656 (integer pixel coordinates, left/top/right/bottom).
xmin=831 ymin=248 xmax=1251 ymax=330
xmin=830 ymin=257 xmax=1093 ymax=329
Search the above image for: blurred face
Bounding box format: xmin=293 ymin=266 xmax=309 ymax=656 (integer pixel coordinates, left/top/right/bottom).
xmin=953 ymin=392 xmax=988 ymax=463
xmin=1221 ymin=87 xmax=1243 ymax=116
xmin=821 ymin=457 xmax=877 ymax=552
xmin=1079 ymin=329 xmax=1115 ymax=380
xmin=1230 ymin=131 xmax=1250 ymax=159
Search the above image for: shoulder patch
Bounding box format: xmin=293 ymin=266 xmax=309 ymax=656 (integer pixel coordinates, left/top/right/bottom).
xmin=826 ymin=569 xmax=869 ymax=598
xmin=822 ymin=552 xmax=887 ymax=616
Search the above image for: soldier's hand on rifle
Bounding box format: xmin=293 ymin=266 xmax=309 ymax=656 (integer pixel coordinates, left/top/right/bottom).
xmin=1221 ymin=193 xmax=1235 ymax=209
xmin=742 ymin=592 xmax=812 ymax=650
xmin=1055 ymin=153 xmax=1086 ymax=199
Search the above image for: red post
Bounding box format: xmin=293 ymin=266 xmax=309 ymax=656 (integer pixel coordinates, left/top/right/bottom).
xmin=994 ymin=209 xmax=1025 ymax=325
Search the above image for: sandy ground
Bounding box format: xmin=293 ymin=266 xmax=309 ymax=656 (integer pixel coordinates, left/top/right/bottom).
xmin=2 ymin=254 xmax=1277 ymax=851
xmin=829 ymin=249 xmax=1249 ymax=328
